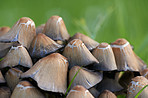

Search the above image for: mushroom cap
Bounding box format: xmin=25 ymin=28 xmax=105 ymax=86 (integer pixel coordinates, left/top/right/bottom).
xmin=66 ymin=85 xmax=94 ymax=98
xmin=0 ymin=86 xmax=11 ymax=98
xmin=43 ymin=16 xmax=70 ymax=41
xmin=63 ymin=39 xmax=99 ymax=69
xmin=0 ymin=17 xmax=36 ymax=49
xmin=5 ymin=68 xmax=23 ymax=90
xmin=29 ymin=33 xmax=63 ymax=58
xmin=92 ymin=43 xmax=117 ymax=71
xmin=0 ymin=71 xmax=5 ymax=84
xmin=11 ymin=81 xmax=45 ymax=98
xmin=111 ymin=38 xmax=147 ymax=71
xmin=96 ymin=77 xmax=123 ymax=93
xmin=21 ymin=53 xmax=68 ymax=94
xmin=0 ymin=26 xmax=10 ymax=36
xmin=36 ymin=24 xmax=45 ymax=34
xmin=69 ymin=33 xmax=99 ymax=50
xmin=127 ymin=76 xmax=148 ymax=98
xmin=69 ymin=66 xmax=103 ymax=90
xmin=98 ymin=90 xmax=117 ymax=98
xmin=0 ymin=45 xmax=33 ymax=69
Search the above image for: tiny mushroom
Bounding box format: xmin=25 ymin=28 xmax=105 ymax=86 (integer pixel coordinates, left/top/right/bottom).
xmin=69 ymin=33 xmax=99 ymax=50
xmin=63 ymin=39 xmax=99 ymax=69
xmin=66 ymin=85 xmax=94 ymax=98
xmin=98 ymin=90 xmax=117 ymax=98
xmin=69 ymin=66 xmax=103 ymax=90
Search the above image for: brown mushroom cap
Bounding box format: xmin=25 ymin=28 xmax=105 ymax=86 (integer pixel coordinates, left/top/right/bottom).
xmin=0 ymin=27 xmax=10 ymax=36
xmin=0 ymin=45 xmax=33 ymax=69
xmin=98 ymin=90 xmax=117 ymax=98
xmin=92 ymin=43 xmax=117 ymax=71
xmin=0 ymin=17 xmax=36 ymax=49
xmin=29 ymin=33 xmax=63 ymax=58
xmin=0 ymin=86 xmax=11 ymax=98
xmin=63 ymin=39 xmax=99 ymax=69
xmin=5 ymin=68 xmax=23 ymax=90
xmin=43 ymin=16 xmax=70 ymax=41
xmin=69 ymin=66 xmax=102 ymax=90
xmin=36 ymin=24 xmax=45 ymax=34
xmin=0 ymin=71 xmax=5 ymax=84
xmin=111 ymin=38 xmax=147 ymax=71
xmin=21 ymin=53 xmax=68 ymax=94
xmin=66 ymin=85 xmax=94 ymax=98
xmin=69 ymin=33 xmax=99 ymax=50
xmin=127 ymin=76 xmax=148 ymax=98
xmin=11 ymin=81 xmax=45 ymax=98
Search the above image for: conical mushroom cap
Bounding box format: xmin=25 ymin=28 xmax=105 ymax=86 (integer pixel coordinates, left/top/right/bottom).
xmin=5 ymin=68 xmax=23 ymax=90
xmin=43 ymin=16 xmax=70 ymax=41
xmin=127 ymin=76 xmax=148 ymax=98
xmin=36 ymin=24 xmax=45 ymax=34
xmin=111 ymin=38 xmax=146 ymax=71
xmin=92 ymin=43 xmax=117 ymax=71
xmin=21 ymin=53 xmax=68 ymax=93
xmin=70 ymin=33 xmax=99 ymax=50
xmin=29 ymin=33 xmax=63 ymax=58
xmin=0 ymin=17 xmax=36 ymax=49
xmin=0 ymin=27 xmax=10 ymax=36
xmin=0 ymin=45 xmax=33 ymax=69
xmin=0 ymin=71 xmax=5 ymax=84
xmin=0 ymin=86 xmax=11 ymax=98
xmin=66 ymin=85 xmax=94 ymax=98
xmin=140 ymin=68 xmax=148 ymax=79
xmin=63 ymin=39 xmax=99 ymax=69
xmin=69 ymin=66 xmax=102 ymax=89
xmin=96 ymin=77 xmax=123 ymax=93
xmin=98 ymin=90 xmax=117 ymax=98
xmin=11 ymin=81 xmax=45 ymax=98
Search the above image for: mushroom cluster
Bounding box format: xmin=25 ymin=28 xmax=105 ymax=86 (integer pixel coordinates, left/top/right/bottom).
xmin=0 ymin=16 xmax=147 ymax=98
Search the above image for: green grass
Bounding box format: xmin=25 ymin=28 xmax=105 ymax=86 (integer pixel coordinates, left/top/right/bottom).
xmin=135 ymin=85 xmax=148 ymax=98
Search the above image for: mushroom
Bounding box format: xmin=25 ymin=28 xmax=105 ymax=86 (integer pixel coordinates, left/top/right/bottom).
xmin=11 ymin=81 xmax=45 ymax=98
xmin=36 ymin=24 xmax=45 ymax=34
xmin=0 ymin=17 xmax=36 ymax=49
xmin=111 ymin=38 xmax=147 ymax=71
xmin=66 ymin=85 xmax=94 ymax=98
xmin=0 ymin=44 xmax=33 ymax=69
xmin=98 ymin=90 xmax=117 ymax=98
xmin=92 ymin=42 xmax=117 ymax=71
xmin=0 ymin=26 xmax=10 ymax=36
xmin=127 ymin=76 xmax=148 ymax=98
xmin=69 ymin=33 xmax=99 ymax=50
xmin=96 ymin=77 xmax=123 ymax=93
xmin=5 ymin=68 xmax=23 ymax=90
xmin=0 ymin=86 xmax=11 ymax=98
xmin=140 ymin=68 xmax=148 ymax=79
xmin=69 ymin=66 xmax=102 ymax=90
xmin=0 ymin=70 xmax=5 ymax=84
xmin=21 ymin=53 xmax=68 ymax=94
xmin=43 ymin=16 xmax=70 ymax=43
xmin=29 ymin=33 xmax=63 ymax=58
xmin=63 ymin=39 xmax=99 ymax=69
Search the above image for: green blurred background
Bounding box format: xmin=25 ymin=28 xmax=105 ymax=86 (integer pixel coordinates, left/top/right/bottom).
xmin=0 ymin=0 xmax=148 ymax=64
